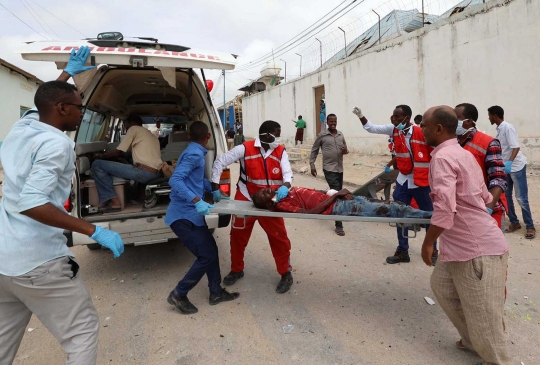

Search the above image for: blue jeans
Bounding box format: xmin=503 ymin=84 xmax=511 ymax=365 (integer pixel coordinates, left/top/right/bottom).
xmin=393 ymin=181 xmax=437 ymax=252
xmin=170 ymin=219 xmax=222 ymax=297
xmin=506 ymin=165 xmax=535 ymax=229
xmin=332 ymin=196 xmax=433 ymax=219
xmin=91 ymin=160 xmax=159 ymax=203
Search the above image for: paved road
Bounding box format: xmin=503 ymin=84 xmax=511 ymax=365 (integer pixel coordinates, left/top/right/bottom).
xmin=13 ymin=164 xmax=540 ymax=365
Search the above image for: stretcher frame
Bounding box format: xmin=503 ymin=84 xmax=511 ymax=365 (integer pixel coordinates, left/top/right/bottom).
xmin=210 ymin=200 xmax=430 ymax=238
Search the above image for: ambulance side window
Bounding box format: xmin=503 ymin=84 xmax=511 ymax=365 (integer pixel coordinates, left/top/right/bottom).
xmin=76 ymin=110 xmax=106 ymax=143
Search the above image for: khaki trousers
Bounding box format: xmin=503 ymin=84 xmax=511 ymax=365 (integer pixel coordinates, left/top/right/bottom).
xmin=431 ymin=252 xmax=511 ymax=365
xmin=0 ymin=256 xmax=99 ymax=365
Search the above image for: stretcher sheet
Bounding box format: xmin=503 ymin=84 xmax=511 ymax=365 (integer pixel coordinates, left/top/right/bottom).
xmin=210 ymin=200 xmax=431 ymax=225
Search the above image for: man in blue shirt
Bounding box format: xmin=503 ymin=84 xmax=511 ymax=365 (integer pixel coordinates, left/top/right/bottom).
xmin=165 ymin=121 xmax=239 ymax=314
xmin=0 ymin=68 xmax=124 ymax=363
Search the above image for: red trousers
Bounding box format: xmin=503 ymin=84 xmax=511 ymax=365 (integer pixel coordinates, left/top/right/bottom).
xmin=229 ymin=190 xmax=292 ymax=275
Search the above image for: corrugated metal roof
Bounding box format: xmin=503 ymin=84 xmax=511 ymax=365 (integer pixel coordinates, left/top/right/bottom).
xmin=440 ymin=0 xmax=492 ymax=18
xmin=322 ymin=9 xmax=439 ymax=68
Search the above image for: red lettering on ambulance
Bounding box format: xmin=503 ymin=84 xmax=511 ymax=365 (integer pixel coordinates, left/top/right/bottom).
xmin=42 ymin=46 xmax=62 ymax=51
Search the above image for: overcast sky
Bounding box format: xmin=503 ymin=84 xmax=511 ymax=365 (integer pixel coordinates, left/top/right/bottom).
xmin=0 ymin=0 xmax=458 ymax=103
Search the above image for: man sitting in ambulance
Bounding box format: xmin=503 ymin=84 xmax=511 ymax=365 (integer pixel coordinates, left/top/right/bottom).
xmin=91 ymin=114 xmax=163 ymax=212
xmin=252 ymin=187 xmax=432 ymax=219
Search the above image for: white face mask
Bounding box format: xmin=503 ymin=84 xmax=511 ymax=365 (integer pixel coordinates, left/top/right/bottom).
xmin=260 ymin=132 xmax=281 ymax=149
xmin=456 ymin=119 xmax=476 ymax=136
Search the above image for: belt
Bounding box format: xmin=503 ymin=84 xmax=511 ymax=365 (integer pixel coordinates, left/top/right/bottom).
xmin=135 ymin=163 xmax=159 ymax=174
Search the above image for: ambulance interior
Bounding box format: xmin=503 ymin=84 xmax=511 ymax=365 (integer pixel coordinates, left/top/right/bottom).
xmin=75 ymin=68 xmax=220 ymax=220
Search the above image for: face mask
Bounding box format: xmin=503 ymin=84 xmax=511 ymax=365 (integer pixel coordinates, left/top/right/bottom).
xmin=260 ymin=132 xmax=281 ymax=149
xmin=396 ymin=117 xmax=409 ymax=131
xmin=456 ymin=119 xmax=476 ymax=136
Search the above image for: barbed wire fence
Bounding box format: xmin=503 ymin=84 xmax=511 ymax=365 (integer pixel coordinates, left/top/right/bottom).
xmin=231 ymin=0 xmax=467 ymax=81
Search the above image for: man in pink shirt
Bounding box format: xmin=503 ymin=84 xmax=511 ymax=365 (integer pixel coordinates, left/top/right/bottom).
xmin=421 ymin=106 xmax=510 ymax=365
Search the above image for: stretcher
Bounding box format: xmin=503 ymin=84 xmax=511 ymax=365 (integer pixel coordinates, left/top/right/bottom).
xmin=210 ymin=200 xmax=430 ymax=238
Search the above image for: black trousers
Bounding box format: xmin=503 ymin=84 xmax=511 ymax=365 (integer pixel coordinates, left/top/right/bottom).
xmin=323 ymin=169 xmax=343 ymax=228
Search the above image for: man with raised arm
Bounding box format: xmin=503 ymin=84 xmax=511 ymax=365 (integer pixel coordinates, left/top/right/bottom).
xmin=352 ymin=105 xmax=437 ymax=264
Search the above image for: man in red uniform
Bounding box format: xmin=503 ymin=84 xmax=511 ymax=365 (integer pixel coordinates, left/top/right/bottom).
xmin=211 ymin=121 xmax=294 ymax=294
xmin=353 ymin=105 xmax=437 ymax=264
xmin=454 ymin=103 xmax=508 ymax=228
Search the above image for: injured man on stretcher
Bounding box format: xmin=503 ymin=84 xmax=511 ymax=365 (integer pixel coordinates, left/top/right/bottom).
xmin=252 ymin=187 xmax=433 ymax=219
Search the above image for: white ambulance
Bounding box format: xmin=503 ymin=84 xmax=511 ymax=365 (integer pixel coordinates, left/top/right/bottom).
xmin=19 ymin=38 xmax=235 ymax=249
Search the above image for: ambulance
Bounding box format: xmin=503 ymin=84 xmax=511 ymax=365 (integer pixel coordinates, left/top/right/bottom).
xmin=19 ymin=37 xmax=236 ymax=249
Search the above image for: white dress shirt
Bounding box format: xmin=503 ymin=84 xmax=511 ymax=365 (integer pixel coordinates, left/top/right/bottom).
xmin=363 ymin=120 xmax=418 ymax=189
xmin=496 ymin=121 xmax=527 ymax=173
xmin=211 ymin=138 xmax=293 ymax=201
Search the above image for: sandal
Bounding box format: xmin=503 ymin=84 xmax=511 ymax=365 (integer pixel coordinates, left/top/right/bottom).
xmin=505 ymin=223 xmax=521 ymax=233
xmin=335 ymin=227 xmax=345 ymax=236
xmin=526 ymin=227 xmax=536 ymax=239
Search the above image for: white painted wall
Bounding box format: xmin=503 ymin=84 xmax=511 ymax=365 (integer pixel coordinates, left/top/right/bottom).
xmin=0 ymin=65 xmax=40 ymax=145
xmin=242 ymin=0 xmax=540 ymax=163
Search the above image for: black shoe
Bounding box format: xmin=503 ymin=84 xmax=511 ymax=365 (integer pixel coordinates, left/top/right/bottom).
xmin=209 ymin=288 xmax=240 ymax=305
xmin=276 ymin=272 xmax=293 ymax=294
xmin=167 ymin=292 xmax=198 ymax=314
xmin=223 ymin=271 xmax=244 ymax=286
xmin=386 ymin=250 xmax=411 ymax=264
xmin=431 ymin=249 xmax=439 ymax=265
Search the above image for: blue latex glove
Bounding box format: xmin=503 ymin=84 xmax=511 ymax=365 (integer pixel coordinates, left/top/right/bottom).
xmin=486 ymin=206 xmax=493 ymax=215
xmin=275 ymin=185 xmax=290 ymax=202
xmin=90 ymin=226 xmax=124 ymax=258
xmin=212 ymin=190 xmax=230 ymax=203
xmin=504 ymin=161 xmax=513 ymax=174
xmin=384 ymin=165 xmax=392 ymax=173
xmin=195 ymin=200 xmax=214 ymax=215
xmin=64 ymin=46 xmax=96 ymax=76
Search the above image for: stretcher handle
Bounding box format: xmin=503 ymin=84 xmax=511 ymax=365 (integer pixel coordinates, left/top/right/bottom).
xmin=232 ymin=215 xmax=247 ymax=229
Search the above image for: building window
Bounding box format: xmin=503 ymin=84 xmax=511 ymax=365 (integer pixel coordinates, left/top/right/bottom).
xmin=20 ymin=106 xmax=30 ymax=117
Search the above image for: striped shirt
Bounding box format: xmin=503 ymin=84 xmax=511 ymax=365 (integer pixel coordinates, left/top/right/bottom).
xmin=429 ymin=139 xmax=508 ymax=262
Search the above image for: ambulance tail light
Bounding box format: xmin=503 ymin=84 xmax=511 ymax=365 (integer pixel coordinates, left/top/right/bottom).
xmin=219 ymin=169 xmax=231 ymax=197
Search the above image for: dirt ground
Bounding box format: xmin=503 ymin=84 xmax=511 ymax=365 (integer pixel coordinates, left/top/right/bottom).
xmin=4 ymin=153 xmax=540 ymax=365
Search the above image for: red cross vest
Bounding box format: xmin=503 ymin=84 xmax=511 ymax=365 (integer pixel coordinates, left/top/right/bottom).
xmin=462 ymin=130 xmax=508 ymax=212
xmin=240 ymin=140 xmax=285 ymax=198
xmin=393 ymin=125 xmax=432 ymax=187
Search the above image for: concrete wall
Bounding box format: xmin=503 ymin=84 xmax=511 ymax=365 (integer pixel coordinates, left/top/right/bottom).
xmin=0 ymin=65 xmax=40 ymax=145
xmin=242 ymin=0 xmax=540 ymax=163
